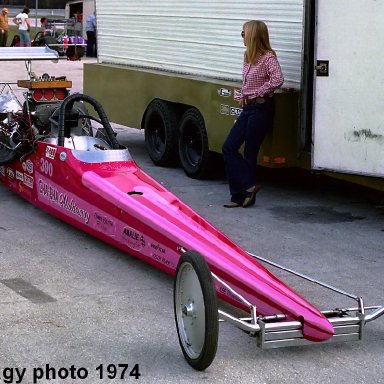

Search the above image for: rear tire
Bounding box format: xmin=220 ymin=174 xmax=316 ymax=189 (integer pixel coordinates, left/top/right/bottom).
xmin=144 ymin=99 xmax=179 ymax=166
xmin=174 ymin=251 xmax=218 ymax=371
xmin=178 ymin=108 xmax=210 ymax=179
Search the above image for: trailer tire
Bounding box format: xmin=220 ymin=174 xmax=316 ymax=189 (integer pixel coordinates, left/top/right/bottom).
xmin=178 ymin=108 xmax=210 ymax=179
xmin=144 ymin=99 xmax=179 ymax=166
xmin=174 ymin=250 xmax=218 ymax=371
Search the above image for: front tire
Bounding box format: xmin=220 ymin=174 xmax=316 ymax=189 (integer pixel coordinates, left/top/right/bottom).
xmin=174 ymin=251 xmax=218 ymax=371
xmin=144 ymin=99 xmax=179 ymax=166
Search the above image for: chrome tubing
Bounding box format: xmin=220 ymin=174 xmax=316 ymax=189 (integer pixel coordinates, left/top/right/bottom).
xmin=248 ymin=253 xmax=384 ymax=325
xmin=218 ymin=310 xmax=260 ymax=334
xmin=212 ymin=272 xmax=260 ymax=333
xmin=364 ymin=306 xmax=384 ymax=323
xmin=211 ymin=272 xmax=253 ymax=308
xmin=248 ymin=252 xmax=359 ymax=300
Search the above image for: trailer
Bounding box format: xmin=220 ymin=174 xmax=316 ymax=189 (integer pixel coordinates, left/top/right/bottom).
xmin=84 ymin=0 xmax=384 ymax=191
xmin=65 ymin=0 xmax=95 ymax=38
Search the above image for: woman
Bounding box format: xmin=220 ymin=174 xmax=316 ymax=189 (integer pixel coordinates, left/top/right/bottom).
xmin=222 ymin=20 xmax=284 ymax=208
xmin=13 ymin=7 xmax=31 ymax=47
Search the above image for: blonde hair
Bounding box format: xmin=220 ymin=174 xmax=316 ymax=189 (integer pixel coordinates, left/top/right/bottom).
xmin=243 ymin=20 xmax=276 ymax=64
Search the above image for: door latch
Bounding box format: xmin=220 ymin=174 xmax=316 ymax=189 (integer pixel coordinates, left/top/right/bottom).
xmin=315 ymin=60 xmax=329 ymax=77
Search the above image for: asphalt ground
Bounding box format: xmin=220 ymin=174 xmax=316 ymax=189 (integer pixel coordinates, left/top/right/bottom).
xmin=0 ymin=57 xmax=383 ymax=383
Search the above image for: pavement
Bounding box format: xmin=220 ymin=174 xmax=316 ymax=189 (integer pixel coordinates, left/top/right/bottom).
xmin=1 ymin=54 xmax=95 ymax=97
xmin=0 ymin=55 xmax=383 ymax=384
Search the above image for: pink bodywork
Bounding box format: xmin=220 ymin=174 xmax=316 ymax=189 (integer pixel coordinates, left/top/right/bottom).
xmin=0 ymin=140 xmax=334 ymax=342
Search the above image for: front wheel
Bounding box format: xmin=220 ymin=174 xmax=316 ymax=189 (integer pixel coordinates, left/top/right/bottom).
xmin=174 ymin=251 xmax=218 ymax=371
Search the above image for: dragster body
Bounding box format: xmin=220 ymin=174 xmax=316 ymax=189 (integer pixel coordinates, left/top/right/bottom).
xmin=1 ymin=89 xmax=383 ymax=370
xmin=0 ymin=95 xmax=333 ymax=343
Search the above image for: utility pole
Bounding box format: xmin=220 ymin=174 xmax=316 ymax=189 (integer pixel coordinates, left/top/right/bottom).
xmin=35 ymin=0 xmax=39 ymax=28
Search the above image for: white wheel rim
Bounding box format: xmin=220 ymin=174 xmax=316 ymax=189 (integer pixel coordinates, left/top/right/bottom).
xmin=175 ymin=262 xmax=206 ymax=359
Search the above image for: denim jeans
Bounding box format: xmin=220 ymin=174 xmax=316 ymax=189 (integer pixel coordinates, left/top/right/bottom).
xmin=222 ymin=102 xmax=274 ymax=204
xmin=19 ymin=30 xmax=30 ymax=46
xmin=86 ymin=31 xmax=97 ymax=57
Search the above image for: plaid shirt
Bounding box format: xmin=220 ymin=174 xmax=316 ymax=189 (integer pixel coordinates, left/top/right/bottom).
xmin=240 ymin=51 xmax=284 ymax=99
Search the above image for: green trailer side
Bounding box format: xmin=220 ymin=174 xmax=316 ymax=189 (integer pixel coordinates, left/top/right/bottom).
xmin=84 ymin=63 xmax=299 ymax=172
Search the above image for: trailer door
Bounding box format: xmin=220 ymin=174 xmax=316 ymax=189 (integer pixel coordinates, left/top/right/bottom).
xmin=312 ymin=0 xmax=384 ymax=177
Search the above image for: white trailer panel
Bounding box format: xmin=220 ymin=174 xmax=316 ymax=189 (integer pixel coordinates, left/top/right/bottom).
xmin=95 ymin=0 xmax=305 ymax=88
xmin=312 ymin=0 xmax=384 ymax=177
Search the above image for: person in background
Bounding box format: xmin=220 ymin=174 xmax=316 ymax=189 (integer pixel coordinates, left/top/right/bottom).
xmin=40 ymin=17 xmax=53 ymax=36
xmin=40 ymin=17 xmax=56 ymax=37
xmin=86 ymin=12 xmax=97 ymax=57
xmin=10 ymin=34 xmax=20 ymax=47
xmin=222 ymin=20 xmax=284 ymax=208
xmin=0 ymin=8 xmax=9 ymax=47
xmin=13 ymin=7 xmax=31 ymax=47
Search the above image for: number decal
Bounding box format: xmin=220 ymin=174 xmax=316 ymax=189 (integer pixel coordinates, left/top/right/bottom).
xmin=40 ymin=158 xmax=53 ymax=177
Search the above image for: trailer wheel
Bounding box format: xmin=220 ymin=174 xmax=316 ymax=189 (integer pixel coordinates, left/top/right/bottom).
xmin=178 ymin=108 xmax=210 ymax=179
xmin=174 ymin=251 xmax=218 ymax=371
xmin=144 ymin=99 xmax=179 ymax=166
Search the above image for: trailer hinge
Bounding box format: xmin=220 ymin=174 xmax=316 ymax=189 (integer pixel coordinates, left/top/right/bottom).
xmin=315 ymin=60 xmax=329 ymax=77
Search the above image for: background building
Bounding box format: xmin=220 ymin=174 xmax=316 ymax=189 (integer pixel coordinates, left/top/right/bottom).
xmin=1 ymin=0 xmax=67 ymax=8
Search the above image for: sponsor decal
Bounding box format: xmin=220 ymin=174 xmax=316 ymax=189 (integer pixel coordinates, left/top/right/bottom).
xmin=59 ymin=152 xmax=67 ymax=161
xmin=0 ymin=166 xmax=5 ymax=176
xmin=218 ymin=284 xmax=242 ymax=303
xmin=18 ymin=181 xmax=33 ymax=198
xmin=220 ymin=104 xmax=242 ymax=117
xmin=7 ymin=168 xmax=15 ymax=179
xmin=46 ymin=146 xmax=57 ymax=160
xmin=217 ymin=88 xmax=231 ymax=97
xmin=230 ymin=107 xmax=242 ymax=116
xmin=94 ymin=212 xmax=115 ymax=235
xmin=23 ymin=174 xmax=34 ymax=189
xmin=150 ymin=242 xmax=172 ymax=267
xmin=122 ymin=226 xmax=146 ymax=251
xmin=38 ymin=178 xmax=90 ymax=224
xmin=25 ymin=160 xmax=34 ymax=174
xmin=151 ymin=252 xmax=171 ymax=267
xmin=234 ymin=88 xmax=242 ymax=99
xmin=16 ymin=171 xmax=24 ymax=181
xmin=150 ymin=242 xmax=165 ymax=254
xmin=220 ymin=104 xmax=230 ymax=115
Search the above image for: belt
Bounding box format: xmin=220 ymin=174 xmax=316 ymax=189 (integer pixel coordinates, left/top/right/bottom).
xmin=243 ymin=96 xmax=273 ymax=105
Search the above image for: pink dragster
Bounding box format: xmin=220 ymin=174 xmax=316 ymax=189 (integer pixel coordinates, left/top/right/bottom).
xmin=0 ymin=54 xmax=383 ymax=370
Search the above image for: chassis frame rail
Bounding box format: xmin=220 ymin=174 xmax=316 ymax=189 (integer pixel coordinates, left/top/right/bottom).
xmin=214 ymin=253 xmax=384 ymax=349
